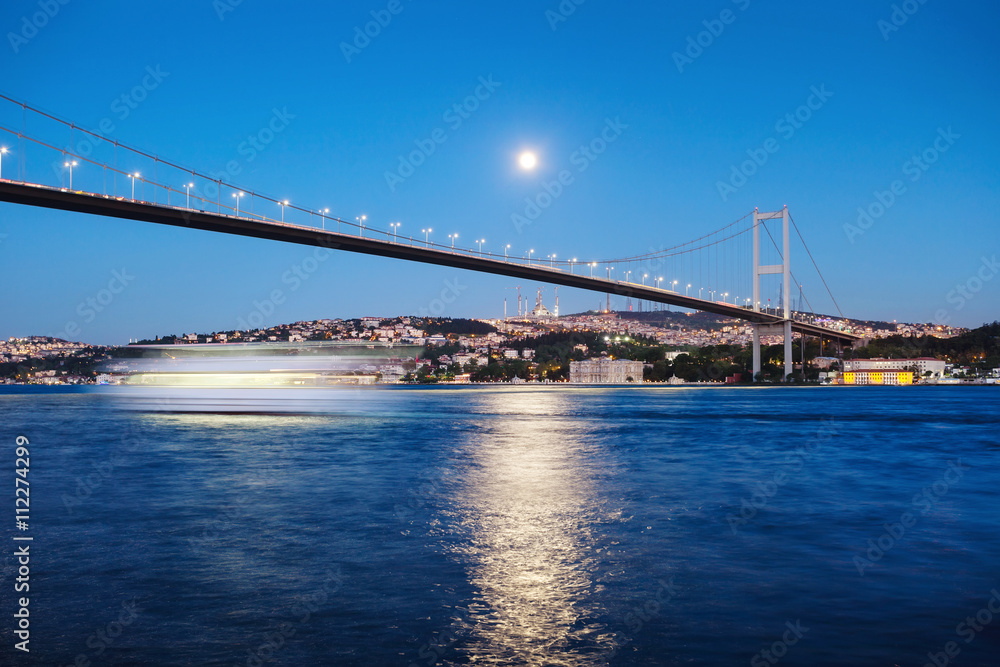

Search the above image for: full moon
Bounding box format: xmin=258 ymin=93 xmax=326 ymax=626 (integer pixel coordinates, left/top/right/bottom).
xmin=518 ymin=151 xmax=537 ymax=170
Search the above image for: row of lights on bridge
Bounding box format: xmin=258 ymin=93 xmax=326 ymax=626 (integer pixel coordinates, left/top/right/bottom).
xmin=0 ymin=146 xmax=760 ymax=307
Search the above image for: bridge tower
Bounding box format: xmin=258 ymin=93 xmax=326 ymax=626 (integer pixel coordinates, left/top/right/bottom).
xmin=751 ymin=206 xmax=793 ymax=381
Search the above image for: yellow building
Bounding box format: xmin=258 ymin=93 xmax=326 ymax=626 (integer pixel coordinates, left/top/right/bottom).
xmin=842 ymin=370 xmax=913 ymax=385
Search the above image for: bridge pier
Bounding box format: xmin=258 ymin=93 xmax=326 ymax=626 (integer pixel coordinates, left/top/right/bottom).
xmin=751 ymin=321 xmax=794 ymax=381
xmin=785 ymin=320 xmax=793 ymax=380
xmin=752 ymin=325 xmax=761 ymax=379
xmin=800 ymin=331 xmax=807 ymax=378
xmin=751 ymin=206 xmax=793 ymax=382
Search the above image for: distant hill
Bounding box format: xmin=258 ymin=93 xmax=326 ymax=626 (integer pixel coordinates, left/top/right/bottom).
xmin=416 ymin=318 xmax=498 ymax=336
xmin=850 ymin=321 xmax=1000 ymax=368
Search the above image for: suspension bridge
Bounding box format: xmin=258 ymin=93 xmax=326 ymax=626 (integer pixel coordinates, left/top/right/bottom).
xmin=0 ymin=94 xmax=860 ymax=380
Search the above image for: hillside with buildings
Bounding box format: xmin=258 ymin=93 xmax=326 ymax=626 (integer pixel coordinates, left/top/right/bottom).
xmin=1 ymin=314 xmax=995 ymax=386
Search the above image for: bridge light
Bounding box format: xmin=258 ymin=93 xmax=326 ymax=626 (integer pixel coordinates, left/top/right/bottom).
xmin=63 ymin=160 xmax=78 ymax=190
xmin=0 ymin=146 xmax=9 ymax=181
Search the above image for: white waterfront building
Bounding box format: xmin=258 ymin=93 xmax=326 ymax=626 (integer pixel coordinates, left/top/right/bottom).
xmin=569 ymin=358 xmax=644 ymax=384
xmin=843 ymin=357 xmax=946 ymax=377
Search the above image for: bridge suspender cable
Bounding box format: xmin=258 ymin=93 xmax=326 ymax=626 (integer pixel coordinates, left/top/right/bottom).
xmin=590 ymin=212 xmax=754 ymax=265
xmin=758 ymin=220 xmax=815 ymax=314
xmin=788 ymin=213 xmax=844 ymax=320
xmin=0 ymin=90 xmax=846 ymax=323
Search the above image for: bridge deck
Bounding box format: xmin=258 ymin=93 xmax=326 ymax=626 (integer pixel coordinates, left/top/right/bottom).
xmin=0 ymin=180 xmax=858 ymax=343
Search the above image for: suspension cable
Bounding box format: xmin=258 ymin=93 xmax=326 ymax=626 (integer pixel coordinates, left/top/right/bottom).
xmin=759 ymin=220 xmax=815 ymax=315
xmin=789 ymin=213 xmax=844 ymax=319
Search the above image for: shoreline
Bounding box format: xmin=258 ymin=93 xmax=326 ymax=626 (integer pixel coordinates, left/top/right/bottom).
xmin=1 ymin=382 xmax=996 ymax=394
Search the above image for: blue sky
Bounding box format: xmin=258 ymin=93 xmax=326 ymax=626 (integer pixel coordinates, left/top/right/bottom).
xmin=1 ymin=0 xmax=997 ymax=344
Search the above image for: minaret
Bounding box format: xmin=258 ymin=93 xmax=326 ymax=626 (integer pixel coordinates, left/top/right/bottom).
xmin=554 ymin=287 xmax=559 ymax=317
